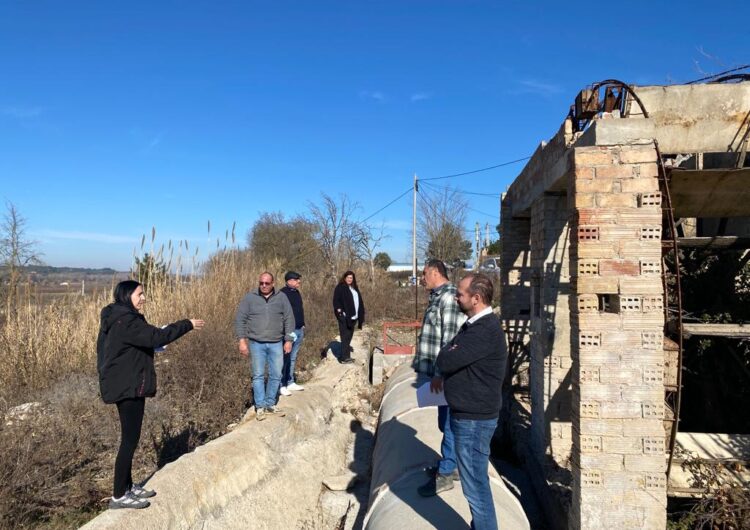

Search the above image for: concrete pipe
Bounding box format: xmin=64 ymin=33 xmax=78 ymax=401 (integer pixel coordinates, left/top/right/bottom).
xmin=364 ymin=363 xmax=529 ymax=530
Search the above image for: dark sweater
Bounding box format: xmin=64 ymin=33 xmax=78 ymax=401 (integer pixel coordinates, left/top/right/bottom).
xmin=436 ymin=312 xmax=508 ymax=420
xmin=281 ymin=286 xmax=305 ymax=328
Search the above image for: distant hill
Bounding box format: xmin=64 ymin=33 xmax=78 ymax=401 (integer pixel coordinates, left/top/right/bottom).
xmin=0 ymin=265 xmax=129 ymax=282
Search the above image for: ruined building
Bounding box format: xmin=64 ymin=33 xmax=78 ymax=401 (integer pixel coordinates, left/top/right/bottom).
xmin=501 ymin=80 xmax=750 ymax=529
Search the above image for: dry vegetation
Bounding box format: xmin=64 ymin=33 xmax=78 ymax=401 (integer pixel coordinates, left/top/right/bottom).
xmin=0 ymin=246 xmax=413 ymax=528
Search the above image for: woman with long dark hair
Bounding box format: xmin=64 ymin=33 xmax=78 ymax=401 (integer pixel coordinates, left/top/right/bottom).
xmin=97 ymin=280 xmax=204 ymax=509
xmin=332 ymin=270 xmax=365 ymax=364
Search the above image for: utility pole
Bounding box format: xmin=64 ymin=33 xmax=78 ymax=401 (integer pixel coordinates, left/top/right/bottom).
xmin=413 ymin=173 xmax=419 ymax=319
xmin=474 ymin=222 xmax=480 ymax=270
xmin=484 ymin=222 xmax=490 ymax=249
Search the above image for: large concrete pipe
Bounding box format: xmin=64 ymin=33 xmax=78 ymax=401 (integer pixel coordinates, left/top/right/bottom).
xmin=364 ymin=363 xmax=530 ymax=529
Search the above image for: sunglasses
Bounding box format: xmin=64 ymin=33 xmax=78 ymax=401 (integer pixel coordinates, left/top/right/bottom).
xmin=259 ymin=281 xmax=273 ymax=286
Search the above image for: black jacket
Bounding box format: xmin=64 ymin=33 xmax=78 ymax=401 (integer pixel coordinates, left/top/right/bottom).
xmin=436 ymin=312 xmax=508 ymax=420
xmin=281 ymin=286 xmax=305 ymax=329
xmin=332 ymin=283 xmax=365 ymax=330
xmin=96 ymin=303 xmax=193 ymax=404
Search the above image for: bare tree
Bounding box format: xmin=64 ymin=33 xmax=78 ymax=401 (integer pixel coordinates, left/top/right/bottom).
xmin=308 ymin=194 xmax=359 ymax=279
xmin=351 ymin=222 xmax=389 ymax=281
xmin=1 ymin=202 xmax=43 ymax=315
xmin=247 ymin=212 xmax=320 ymax=272
xmin=418 ymin=186 xmax=472 ymax=266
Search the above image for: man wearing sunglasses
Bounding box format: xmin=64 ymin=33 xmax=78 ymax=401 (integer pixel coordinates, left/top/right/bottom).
xmin=235 ymin=272 xmax=296 ymax=421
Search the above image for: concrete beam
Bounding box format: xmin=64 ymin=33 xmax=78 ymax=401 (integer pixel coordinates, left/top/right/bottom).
xmin=506 ymin=120 xmax=573 ymax=217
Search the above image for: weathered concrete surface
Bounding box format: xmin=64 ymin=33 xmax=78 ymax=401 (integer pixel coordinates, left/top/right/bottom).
xmin=365 ymin=363 xmax=530 ymax=530
xmin=81 ymin=332 xmax=372 ymax=530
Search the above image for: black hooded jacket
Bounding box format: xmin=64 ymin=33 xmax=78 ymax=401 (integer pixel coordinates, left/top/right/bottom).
xmin=332 ymin=283 xmax=365 ymax=330
xmin=96 ymin=302 xmax=193 ymax=404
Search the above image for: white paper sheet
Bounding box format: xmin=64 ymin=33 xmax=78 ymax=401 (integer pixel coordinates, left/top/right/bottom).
xmin=416 ymin=381 xmax=448 ymax=408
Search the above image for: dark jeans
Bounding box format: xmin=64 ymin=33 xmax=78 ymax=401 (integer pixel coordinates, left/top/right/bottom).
xmin=337 ymin=319 xmax=355 ymax=360
xmin=451 ymin=415 xmax=499 ymax=530
xmin=114 ymin=397 xmax=145 ymax=498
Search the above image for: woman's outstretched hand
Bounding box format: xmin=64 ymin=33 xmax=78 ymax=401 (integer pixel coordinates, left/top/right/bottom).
xmin=190 ymin=319 xmax=205 ymax=330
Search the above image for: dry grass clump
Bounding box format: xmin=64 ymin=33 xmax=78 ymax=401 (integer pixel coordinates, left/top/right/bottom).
xmin=0 ymin=245 xmax=414 ymax=528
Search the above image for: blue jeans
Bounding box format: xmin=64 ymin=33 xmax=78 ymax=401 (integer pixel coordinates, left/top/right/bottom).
xmin=249 ymin=341 xmax=283 ymax=409
xmin=282 ymin=327 xmax=304 ymax=387
xmin=437 ymin=405 xmax=457 ymax=475
xmin=451 ymin=416 xmax=499 ymax=530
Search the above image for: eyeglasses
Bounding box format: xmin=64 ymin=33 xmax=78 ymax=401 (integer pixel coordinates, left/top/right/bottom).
xmin=259 ymin=281 xmax=273 ymax=286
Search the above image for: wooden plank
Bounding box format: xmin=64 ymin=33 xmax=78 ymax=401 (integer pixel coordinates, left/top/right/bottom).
xmin=682 ymin=323 xmax=750 ymax=338
xmin=670 ymin=168 xmax=750 ymax=218
xmin=663 ymin=236 xmax=750 ymax=249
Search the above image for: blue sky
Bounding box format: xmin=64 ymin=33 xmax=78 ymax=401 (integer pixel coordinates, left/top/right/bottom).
xmin=1 ymin=1 xmax=748 ymax=269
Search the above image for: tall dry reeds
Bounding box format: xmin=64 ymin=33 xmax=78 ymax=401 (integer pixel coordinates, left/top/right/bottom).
xmin=0 ymin=226 xmax=415 ymax=528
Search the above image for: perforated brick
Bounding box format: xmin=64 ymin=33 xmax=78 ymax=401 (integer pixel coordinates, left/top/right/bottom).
xmin=614 ymin=295 xmax=642 ymax=313
xmin=640 ymin=226 xmax=661 ymax=240
xmin=641 ymin=332 xmax=662 ymax=350
xmin=580 ymin=333 xmax=601 ymax=348
xmin=581 ymin=469 xmax=602 ymax=487
xmin=580 ymin=436 xmax=603 ymax=453
xmin=644 ymin=473 xmax=667 ymax=490
xmin=580 ymin=368 xmax=600 ymax=383
xmin=578 ymin=260 xmax=599 ymax=276
xmin=640 ymin=259 xmax=661 ymax=275
xmin=642 ymin=402 xmax=665 ymax=419
xmin=578 ymin=226 xmax=600 ymax=241
xmin=578 ymin=294 xmax=599 ymax=313
xmin=580 ymin=401 xmax=601 ymax=418
xmin=642 ymin=437 xmax=665 ymax=455
xmin=638 ymin=192 xmax=662 ymax=207
xmin=643 ymin=367 xmax=664 ymax=384
xmin=642 ymin=296 xmax=664 ymax=312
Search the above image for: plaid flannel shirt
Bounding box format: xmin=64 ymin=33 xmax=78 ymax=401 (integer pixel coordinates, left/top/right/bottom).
xmin=412 ymin=282 xmax=467 ymax=377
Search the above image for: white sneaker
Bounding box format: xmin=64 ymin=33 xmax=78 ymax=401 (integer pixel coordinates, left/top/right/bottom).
xmin=287 ymin=382 xmax=305 ymax=392
xmin=279 ymin=386 xmax=292 ymax=396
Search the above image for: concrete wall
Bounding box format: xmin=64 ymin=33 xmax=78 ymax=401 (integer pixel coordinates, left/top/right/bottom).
xmin=529 ymin=194 xmax=572 ymax=466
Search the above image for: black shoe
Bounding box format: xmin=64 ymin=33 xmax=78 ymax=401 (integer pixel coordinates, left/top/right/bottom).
xmin=417 ymin=473 xmax=455 ymax=497
xmin=425 ymin=465 xmax=460 ymax=481
xmin=340 ymin=358 xmax=355 ymax=364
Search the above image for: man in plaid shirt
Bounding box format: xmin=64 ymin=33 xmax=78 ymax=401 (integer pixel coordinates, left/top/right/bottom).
xmin=414 ymin=259 xmax=467 ymax=497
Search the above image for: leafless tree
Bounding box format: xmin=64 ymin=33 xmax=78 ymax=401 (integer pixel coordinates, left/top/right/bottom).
xmin=1 ymin=202 xmax=43 ymax=315
xmin=247 ymin=212 xmax=320 ymax=273
xmin=418 ymin=186 xmax=472 ymax=265
xmin=308 ymin=194 xmax=359 ymax=279
xmin=351 ymin=222 xmax=389 ymax=281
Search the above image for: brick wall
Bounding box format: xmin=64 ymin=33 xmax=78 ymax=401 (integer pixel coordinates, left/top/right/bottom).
xmin=569 ymin=144 xmax=667 ymax=529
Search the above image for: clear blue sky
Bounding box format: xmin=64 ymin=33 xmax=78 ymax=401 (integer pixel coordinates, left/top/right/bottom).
xmin=1 ymin=1 xmax=748 ymax=269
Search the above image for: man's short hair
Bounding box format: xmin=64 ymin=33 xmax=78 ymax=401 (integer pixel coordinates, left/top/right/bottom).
xmin=463 ymin=272 xmax=494 ymax=305
xmin=260 ymin=271 xmax=274 ymax=281
xmin=425 ymin=259 xmax=448 ymax=280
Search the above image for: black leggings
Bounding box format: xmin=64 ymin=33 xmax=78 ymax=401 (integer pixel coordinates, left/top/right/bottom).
xmin=337 ymin=319 xmax=355 ymax=360
xmin=113 ymin=397 xmax=145 ymax=498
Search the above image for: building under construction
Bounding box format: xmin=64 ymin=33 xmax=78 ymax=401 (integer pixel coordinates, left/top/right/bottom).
xmin=501 ymin=78 xmax=750 ymax=529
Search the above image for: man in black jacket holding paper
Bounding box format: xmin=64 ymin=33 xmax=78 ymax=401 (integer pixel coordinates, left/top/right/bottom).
xmin=436 ymin=272 xmax=507 ymax=530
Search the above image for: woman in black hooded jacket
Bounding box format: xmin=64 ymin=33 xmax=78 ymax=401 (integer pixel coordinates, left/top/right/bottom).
xmin=97 ymin=280 xmax=204 ymax=509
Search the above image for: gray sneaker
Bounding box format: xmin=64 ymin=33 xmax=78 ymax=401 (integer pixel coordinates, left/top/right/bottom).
xmin=425 ymin=465 xmax=460 ymax=481
xmin=265 ymin=406 xmax=286 ymax=417
xmin=109 ymin=491 xmax=151 ymax=509
xmin=255 ymin=408 xmax=266 ymax=421
xmin=417 ymin=472 xmax=455 ymax=497
xmin=130 ymin=483 xmax=156 ymax=498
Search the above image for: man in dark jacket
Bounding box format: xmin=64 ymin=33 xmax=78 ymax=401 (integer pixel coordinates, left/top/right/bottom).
xmin=280 ymin=271 xmax=305 ymax=395
xmin=436 ymin=272 xmax=507 ymax=530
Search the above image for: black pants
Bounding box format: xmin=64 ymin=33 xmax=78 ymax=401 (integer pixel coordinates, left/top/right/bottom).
xmin=113 ymin=397 xmax=145 ymax=498
xmin=337 ymin=319 xmax=355 ymax=360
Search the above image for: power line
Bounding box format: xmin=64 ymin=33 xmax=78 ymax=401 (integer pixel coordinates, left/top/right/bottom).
xmin=361 ymin=186 xmax=412 ymax=223
xmin=420 ymin=156 xmax=531 ymax=181
xmin=686 ymin=64 xmax=750 ymax=84
xmin=420 ymin=180 xmax=500 ymax=198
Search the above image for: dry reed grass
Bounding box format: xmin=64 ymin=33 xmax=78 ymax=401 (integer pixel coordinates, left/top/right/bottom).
xmin=0 ymin=235 xmax=414 ymax=528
